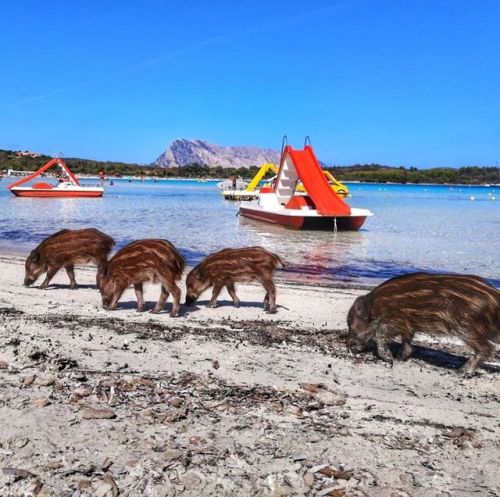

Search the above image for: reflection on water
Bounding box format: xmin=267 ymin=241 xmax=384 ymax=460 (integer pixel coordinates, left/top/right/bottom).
xmin=1 ymin=178 xmax=499 ymax=287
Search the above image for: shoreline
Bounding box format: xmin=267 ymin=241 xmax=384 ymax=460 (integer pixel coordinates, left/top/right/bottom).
xmin=4 ymin=173 xmax=498 ymax=187
xmin=0 ymin=253 xmax=499 ymax=495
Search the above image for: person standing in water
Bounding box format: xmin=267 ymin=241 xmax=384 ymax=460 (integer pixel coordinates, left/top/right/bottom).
xmin=98 ymin=169 xmax=106 ymax=187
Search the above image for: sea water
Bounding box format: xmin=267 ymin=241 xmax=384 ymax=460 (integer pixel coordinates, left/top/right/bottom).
xmin=0 ymin=177 xmax=498 ymax=287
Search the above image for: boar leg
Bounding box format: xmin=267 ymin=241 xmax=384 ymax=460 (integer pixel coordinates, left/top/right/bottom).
xmin=39 ymin=266 xmax=60 ymax=289
xmin=458 ymin=339 xmax=494 ymax=377
xmin=399 ymin=338 xmax=414 ymax=361
xmin=207 ymin=282 xmax=223 ymax=308
xmin=163 ymin=282 xmax=181 ymax=317
xmin=372 ymin=322 xmax=395 ymax=365
xmin=65 ymin=264 xmax=77 ymax=289
xmin=399 ymin=328 xmax=415 ymax=361
xmin=260 ymin=279 xmax=277 ymax=313
xmin=134 ymin=283 xmax=145 ymax=312
xmin=226 ymin=283 xmax=240 ymax=308
xmin=151 ymin=285 xmax=168 ymax=314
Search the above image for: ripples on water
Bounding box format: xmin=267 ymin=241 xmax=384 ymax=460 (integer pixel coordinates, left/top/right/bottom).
xmin=1 ymin=177 xmax=499 ymax=287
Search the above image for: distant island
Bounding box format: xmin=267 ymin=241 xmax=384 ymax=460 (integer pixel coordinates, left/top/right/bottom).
xmin=1 ymin=146 xmax=498 ymax=185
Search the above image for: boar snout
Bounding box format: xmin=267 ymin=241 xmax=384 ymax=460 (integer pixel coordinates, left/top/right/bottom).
xmin=24 ymin=276 xmax=36 ymax=287
xmin=347 ymin=332 xmax=371 ymax=352
xmin=185 ymin=293 xmax=198 ymax=306
xmin=101 ymin=294 xmax=111 ymax=310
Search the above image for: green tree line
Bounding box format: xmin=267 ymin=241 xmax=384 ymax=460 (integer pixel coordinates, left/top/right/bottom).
xmin=1 ymin=150 xmax=498 ymax=184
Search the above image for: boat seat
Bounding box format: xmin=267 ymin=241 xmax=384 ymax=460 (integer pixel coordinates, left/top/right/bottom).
xmin=285 ymin=195 xmax=316 ymax=210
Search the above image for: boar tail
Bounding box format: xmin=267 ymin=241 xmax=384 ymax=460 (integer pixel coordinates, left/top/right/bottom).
xmin=104 ymin=234 xmax=116 ymax=250
xmin=272 ymin=253 xmax=286 ymax=268
xmin=172 ymin=251 xmax=186 ymax=279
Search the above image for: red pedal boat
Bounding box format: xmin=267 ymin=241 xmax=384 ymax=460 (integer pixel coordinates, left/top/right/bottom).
xmin=240 ymin=138 xmax=373 ymax=230
xmin=8 ymin=157 xmax=104 ymax=198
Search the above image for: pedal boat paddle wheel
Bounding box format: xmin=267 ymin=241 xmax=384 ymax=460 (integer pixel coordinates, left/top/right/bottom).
xmin=239 ymin=138 xmax=373 ymax=230
xmin=8 ymin=157 xmax=104 ymax=198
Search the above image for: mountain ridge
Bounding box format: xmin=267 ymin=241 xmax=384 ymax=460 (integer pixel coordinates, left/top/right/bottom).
xmin=153 ymin=138 xmax=280 ymax=168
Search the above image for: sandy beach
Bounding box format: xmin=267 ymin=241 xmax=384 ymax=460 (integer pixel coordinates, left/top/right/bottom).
xmin=0 ymin=253 xmax=499 ymax=496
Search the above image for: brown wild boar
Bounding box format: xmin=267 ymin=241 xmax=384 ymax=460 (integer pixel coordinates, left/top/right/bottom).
xmin=347 ymin=272 xmax=500 ymax=376
xmin=97 ymin=239 xmax=185 ymax=316
xmin=185 ymin=247 xmax=284 ymax=313
xmin=24 ymin=228 xmax=115 ymax=289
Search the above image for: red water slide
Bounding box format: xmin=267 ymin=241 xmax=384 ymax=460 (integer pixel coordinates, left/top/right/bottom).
xmin=8 ymin=157 xmax=81 ymax=190
xmin=287 ymin=146 xmax=351 ymax=216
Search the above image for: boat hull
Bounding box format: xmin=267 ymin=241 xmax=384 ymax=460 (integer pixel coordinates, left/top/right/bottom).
xmin=240 ymin=207 xmax=367 ymax=231
xmin=10 ymin=188 xmax=103 ymax=198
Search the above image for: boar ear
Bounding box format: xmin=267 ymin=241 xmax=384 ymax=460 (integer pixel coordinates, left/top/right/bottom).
xmin=193 ymin=265 xmax=204 ymax=280
xmin=29 ymin=250 xmax=40 ymax=264
xmin=353 ymin=296 xmax=370 ymax=320
xmin=97 ymin=262 xmax=109 ymax=279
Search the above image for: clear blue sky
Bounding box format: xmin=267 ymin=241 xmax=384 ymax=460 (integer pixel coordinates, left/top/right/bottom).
xmin=1 ymin=0 xmax=499 ymax=167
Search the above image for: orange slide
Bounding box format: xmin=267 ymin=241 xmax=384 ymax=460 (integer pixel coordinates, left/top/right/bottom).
xmin=288 ymin=146 xmax=351 ymax=216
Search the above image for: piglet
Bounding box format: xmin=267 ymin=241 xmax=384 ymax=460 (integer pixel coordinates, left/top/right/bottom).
xmin=97 ymin=239 xmax=185 ymax=316
xmin=347 ymin=272 xmax=500 ymax=376
xmin=185 ymin=246 xmax=284 ymax=312
xmin=24 ymin=228 xmax=115 ymax=289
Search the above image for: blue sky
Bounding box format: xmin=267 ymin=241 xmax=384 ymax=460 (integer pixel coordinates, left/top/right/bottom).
xmin=1 ymin=0 xmax=499 ymax=167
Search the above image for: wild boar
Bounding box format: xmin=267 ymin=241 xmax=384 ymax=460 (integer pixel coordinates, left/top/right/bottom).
xmin=347 ymin=272 xmax=500 ymax=376
xmin=24 ymin=228 xmax=115 ymax=289
xmin=97 ymin=239 xmax=185 ymax=316
xmin=185 ymin=247 xmax=284 ymax=313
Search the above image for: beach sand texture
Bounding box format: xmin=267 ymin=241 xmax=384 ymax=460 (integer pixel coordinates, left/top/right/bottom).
xmin=0 ymin=254 xmax=499 ymax=496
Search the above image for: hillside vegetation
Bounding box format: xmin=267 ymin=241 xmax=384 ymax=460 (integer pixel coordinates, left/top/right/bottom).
xmin=1 ymin=150 xmax=498 ymax=184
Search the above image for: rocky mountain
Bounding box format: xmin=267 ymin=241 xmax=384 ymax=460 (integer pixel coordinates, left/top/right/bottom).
xmin=153 ymin=139 xmax=280 ymax=168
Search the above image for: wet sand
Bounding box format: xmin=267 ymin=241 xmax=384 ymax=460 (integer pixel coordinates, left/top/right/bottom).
xmin=0 ymin=253 xmax=499 ymax=496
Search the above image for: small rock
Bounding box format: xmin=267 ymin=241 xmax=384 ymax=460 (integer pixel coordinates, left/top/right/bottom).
xmin=80 ymin=407 xmax=116 ymax=419
xmin=316 ymin=390 xmax=347 ymax=406
xmin=309 ymin=463 xmax=329 ymax=473
xmin=189 ymin=436 xmax=202 ymax=445
xmin=163 ymin=449 xmax=183 ymax=462
xmin=284 ymin=471 xmax=306 ymax=491
xmin=0 ymin=360 xmax=8 ymax=369
xmin=78 ymin=479 xmax=91 ymax=490
xmin=33 ymin=397 xmax=51 ymax=407
xmin=36 ymin=377 xmax=55 ymax=387
xmin=181 ymin=470 xmax=205 ymax=489
xmin=73 ymin=386 xmax=92 ymax=397
xmin=390 ymin=491 xmax=412 ymax=497
xmin=22 ymin=375 xmax=36 ymax=386
xmin=303 ymin=473 xmax=314 ymax=487
xmin=168 ymin=397 xmax=183 ymax=408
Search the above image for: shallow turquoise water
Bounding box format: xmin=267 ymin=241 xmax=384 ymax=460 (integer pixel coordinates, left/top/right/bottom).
xmin=1 ymin=177 xmax=499 ymax=287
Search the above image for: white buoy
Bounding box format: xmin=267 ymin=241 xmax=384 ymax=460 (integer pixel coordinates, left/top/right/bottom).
xmin=469 ymin=196 xmax=475 ymax=201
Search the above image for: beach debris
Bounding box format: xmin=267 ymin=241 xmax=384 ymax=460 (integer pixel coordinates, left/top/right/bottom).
xmin=444 ymin=428 xmax=482 ymax=449
xmin=101 ymin=474 xmax=119 ymax=497
xmin=2 ymin=467 xmax=36 ymax=479
xmin=300 ymin=382 xmax=347 ymax=406
xmin=318 ymin=466 xmax=352 ymax=480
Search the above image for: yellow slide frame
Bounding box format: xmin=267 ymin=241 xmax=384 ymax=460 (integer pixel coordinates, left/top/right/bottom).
xmin=246 ymin=163 xmax=349 ymax=197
